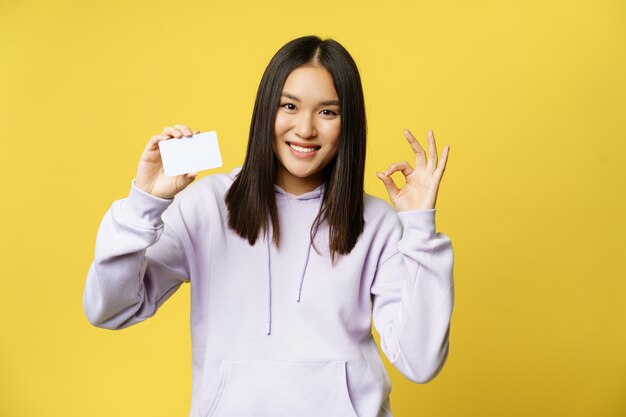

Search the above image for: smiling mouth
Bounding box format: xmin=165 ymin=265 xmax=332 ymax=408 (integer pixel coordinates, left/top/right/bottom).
xmin=287 ymin=142 xmax=321 ymax=153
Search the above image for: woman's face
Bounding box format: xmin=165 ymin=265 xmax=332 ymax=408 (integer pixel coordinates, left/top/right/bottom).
xmin=273 ymin=64 xmax=341 ymax=195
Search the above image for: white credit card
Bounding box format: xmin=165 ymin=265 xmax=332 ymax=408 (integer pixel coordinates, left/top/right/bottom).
xmin=158 ymin=131 xmax=222 ymax=177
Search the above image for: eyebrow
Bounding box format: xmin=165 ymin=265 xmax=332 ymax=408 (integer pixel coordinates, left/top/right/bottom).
xmin=281 ymin=92 xmax=340 ymax=106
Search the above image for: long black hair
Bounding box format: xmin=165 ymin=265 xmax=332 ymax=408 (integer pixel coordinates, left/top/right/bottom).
xmin=225 ymin=35 xmax=367 ymax=264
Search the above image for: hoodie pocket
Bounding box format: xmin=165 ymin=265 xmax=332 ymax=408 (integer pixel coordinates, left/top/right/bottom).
xmin=205 ymin=359 xmax=359 ymax=417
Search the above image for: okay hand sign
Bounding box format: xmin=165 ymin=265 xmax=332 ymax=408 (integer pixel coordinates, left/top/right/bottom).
xmin=376 ymin=129 xmax=450 ymax=212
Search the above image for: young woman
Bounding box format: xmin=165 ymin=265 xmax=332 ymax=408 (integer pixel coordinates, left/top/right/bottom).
xmin=83 ymin=35 xmax=453 ymax=417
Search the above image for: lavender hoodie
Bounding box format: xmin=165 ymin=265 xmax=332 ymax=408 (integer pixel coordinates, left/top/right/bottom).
xmin=83 ymin=166 xmax=454 ymax=417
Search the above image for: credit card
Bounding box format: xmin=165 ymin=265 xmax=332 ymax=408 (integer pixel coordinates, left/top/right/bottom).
xmin=158 ymin=131 xmax=222 ymax=177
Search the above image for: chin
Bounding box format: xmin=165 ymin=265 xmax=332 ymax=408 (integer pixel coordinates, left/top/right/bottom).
xmin=285 ymin=166 xmax=319 ymax=178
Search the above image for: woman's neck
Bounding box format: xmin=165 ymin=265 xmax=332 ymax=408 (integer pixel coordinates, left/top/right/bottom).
xmin=275 ymin=171 xmax=324 ymax=196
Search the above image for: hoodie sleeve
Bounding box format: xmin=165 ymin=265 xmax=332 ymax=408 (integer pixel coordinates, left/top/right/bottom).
xmin=82 ymin=179 xmax=190 ymax=330
xmin=370 ymin=208 xmax=454 ymax=384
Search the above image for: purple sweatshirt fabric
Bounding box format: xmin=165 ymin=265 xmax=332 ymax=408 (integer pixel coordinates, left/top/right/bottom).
xmin=83 ymin=166 xmax=455 ymax=417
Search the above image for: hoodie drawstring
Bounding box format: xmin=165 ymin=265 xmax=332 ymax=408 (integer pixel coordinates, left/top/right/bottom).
xmin=296 ymin=242 xmax=312 ymax=303
xmin=265 ymin=185 xmax=325 ymax=335
xmin=265 ymin=231 xmax=272 ymax=335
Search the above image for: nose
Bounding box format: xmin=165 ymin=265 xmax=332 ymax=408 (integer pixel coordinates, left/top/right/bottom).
xmin=294 ymin=113 xmax=317 ymax=139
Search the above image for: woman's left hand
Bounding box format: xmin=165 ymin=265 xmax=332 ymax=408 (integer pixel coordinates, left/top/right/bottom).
xmin=376 ymin=129 xmax=450 ymax=212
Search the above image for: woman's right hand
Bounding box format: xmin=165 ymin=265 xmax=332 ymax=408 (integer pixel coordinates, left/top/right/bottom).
xmin=134 ymin=124 xmax=201 ymax=199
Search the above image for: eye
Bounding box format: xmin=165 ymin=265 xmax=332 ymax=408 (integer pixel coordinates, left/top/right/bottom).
xmin=280 ymin=102 xmax=296 ymax=111
xmin=320 ymin=109 xmax=339 ymax=116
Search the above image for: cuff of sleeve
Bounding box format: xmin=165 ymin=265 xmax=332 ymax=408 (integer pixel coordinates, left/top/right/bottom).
xmin=123 ymin=179 xmax=174 ymax=227
xmin=397 ymin=209 xmax=436 ymax=241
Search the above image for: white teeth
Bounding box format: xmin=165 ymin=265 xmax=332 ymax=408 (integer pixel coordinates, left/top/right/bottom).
xmin=289 ymin=143 xmax=319 ymax=153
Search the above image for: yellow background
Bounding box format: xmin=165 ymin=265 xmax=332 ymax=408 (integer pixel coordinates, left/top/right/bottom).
xmin=1 ymin=0 xmax=625 ymax=415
